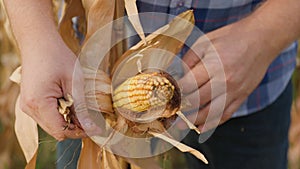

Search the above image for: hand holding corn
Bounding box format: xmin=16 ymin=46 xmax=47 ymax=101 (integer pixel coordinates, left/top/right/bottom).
xmin=3 ymin=0 xmax=95 ymax=141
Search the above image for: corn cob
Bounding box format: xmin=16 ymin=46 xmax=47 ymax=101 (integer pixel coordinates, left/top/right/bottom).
xmin=113 ymin=72 xmax=180 ymax=115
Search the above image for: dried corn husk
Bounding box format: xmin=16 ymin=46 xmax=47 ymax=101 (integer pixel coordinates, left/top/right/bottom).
xmin=14 ymin=97 xmax=38 ymax=168
xmin=83 ymin=67 xmax=114 ymax=113
xmin=9 ymin=68 xmax=37 ymax=169
xmin=111 ymin=10 xmax=195 ymax=85
xmin=77 ymin=138 xmax=103 ymax=168
xmin=149 ymin=131 xmax=208 ymax=164
xmin=124 ymin=0 xmax=146 ymax=44
xmin=58 ymin=0 xmax=86 ymax=54
xmin=85 ymin=9 xmax=208 ymax=165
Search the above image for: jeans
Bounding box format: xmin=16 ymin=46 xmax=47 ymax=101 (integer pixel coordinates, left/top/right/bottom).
xmin=56 ymin=139 xmax=81 ymax=169
xmin=183 ymin=81 xmax=293 ymax=169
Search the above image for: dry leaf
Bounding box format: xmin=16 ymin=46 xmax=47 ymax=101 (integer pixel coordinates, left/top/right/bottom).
xmin=83 ymin=67 xmax=114 ymax=113
xmin=128 ymin=158 xmax=161 ymax=169
xmin=79 ymin=0 xmax=116 ymax=73
xmin=109 ymin=0 xmax=126 ymax=69
xmin=14 ymin=96 xmax=38 ymax=168
xmin=176 ymin=111 xmax=201 ymax=134
xmin=148 ymin=131 xmax=208 ymax=164
xmin=84 ymin=0 xmax=115 ymax=41
xmin=130 ymin=164 xmax=142 ymax=169
xmin=124 ymin=0 xmax=146 ymax=44
xmin=58 ymin=0 xmax=86 ymax=54
xmin=111 ymin=10 xmax=195 ymax=85
xmin=102 ymin=147 xmax=123 ymax=169
xmin=9 ymin=66 xmax=21 ymax=84
xmin=77 ymin=138 xmax=102 ymax=168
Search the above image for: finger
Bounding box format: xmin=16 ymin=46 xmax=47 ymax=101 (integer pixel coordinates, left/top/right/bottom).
xmin=71 ymin=61 xmax=103 ymax=136
xmin=183 ymin=82 xmax=211 ymax=110
xmin=194 ymin=103 xmax=211 ymax=126
xmin=182 ymin=36 xmax=210 ymax=69
xmin=176 ymin=105 xmax=209 ymax=130
xmin=198 ymin=116 xmax=221 ymax=133
xmin=197 ymin=109 xmax=231 ymax=133
xmin=199 ymin=93 xmax=227 ymax=125
xmin=182 ymin=78 xmax=225 ymax=112
xmin=181 ymin=90 xmax=200 ymax=112
xmin=178 ymin=94 xmax=227 ymax=129
xmin=220 ymin=98 xmax=245 ymax=123
xmin=198 ymin=97 xmax=244 ymax=132
xmin=179 ymin=62 xmax=209 ymax=94
xmin=182 ymin=49 xmax=202 ymax=69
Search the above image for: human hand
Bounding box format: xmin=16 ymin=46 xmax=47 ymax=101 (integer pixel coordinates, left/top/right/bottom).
xmin=19 ymin=41 xmax=97 ymax=141
xmin=2 ymin=0 xmax=100 ymax=141
xmin=178 ymin=20 xmax=276 ymax=132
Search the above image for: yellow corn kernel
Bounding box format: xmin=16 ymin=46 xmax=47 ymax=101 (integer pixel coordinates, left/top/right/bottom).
xmin=113 ymin=72 xmax=175 ymax=112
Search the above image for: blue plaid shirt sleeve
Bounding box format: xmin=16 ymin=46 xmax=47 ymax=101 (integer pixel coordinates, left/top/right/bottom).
xmin=136 ymin=0 xmax=298 ymax=118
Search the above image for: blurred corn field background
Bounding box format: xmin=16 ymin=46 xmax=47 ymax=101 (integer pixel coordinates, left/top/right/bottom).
xmin=289 ymin=43 xmax=300 ymax=169
xmin=0 ymin=4 xmax=58 ymax=169
xmin=0 ymin=3 xmax=300 ymax=169
xmin=0 ymin=3 xmax=23 ymax=168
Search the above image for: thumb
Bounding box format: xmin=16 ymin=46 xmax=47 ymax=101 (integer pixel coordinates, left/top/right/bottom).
xmin=68 ymin=61 xmax=102 ymax=136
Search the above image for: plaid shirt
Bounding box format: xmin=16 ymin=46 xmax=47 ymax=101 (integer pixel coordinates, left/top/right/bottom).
xmin=136 ymin=0 xmax=297 ymax=117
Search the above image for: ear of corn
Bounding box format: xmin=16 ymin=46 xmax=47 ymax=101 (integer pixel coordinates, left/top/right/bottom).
xmin=113 ymin=72 xmax=175 ymax=113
